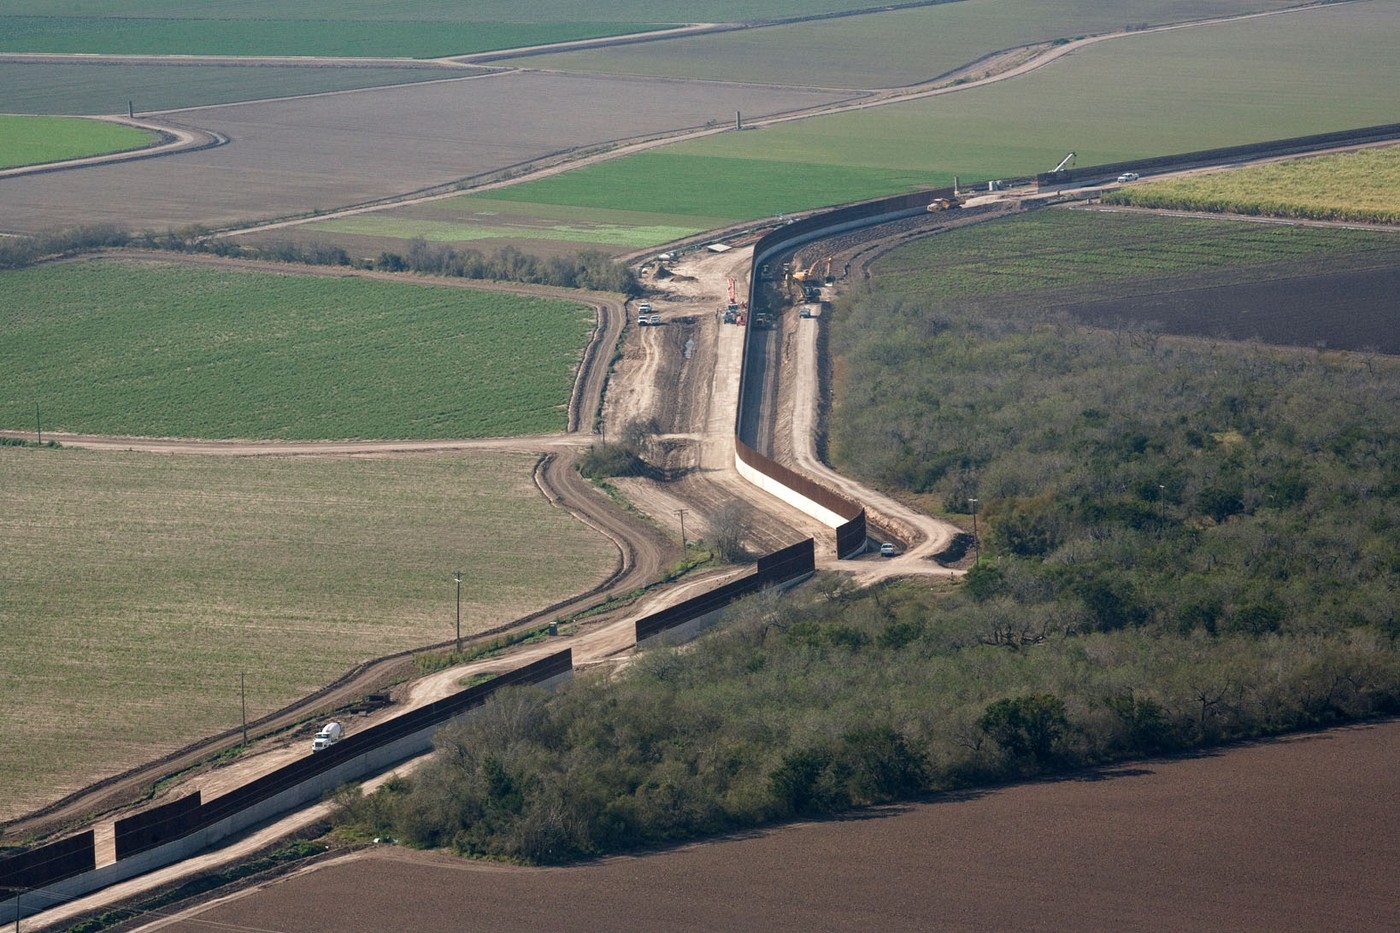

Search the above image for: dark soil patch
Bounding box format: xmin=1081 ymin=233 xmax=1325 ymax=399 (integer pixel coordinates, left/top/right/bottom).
xmin=1065 ymin=258 xmax=1400 ymax=354
xmin=152 ymin=720 xmax=1400 ymax=932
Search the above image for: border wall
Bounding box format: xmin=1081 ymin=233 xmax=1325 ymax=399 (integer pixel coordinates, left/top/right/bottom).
xmin=734 ymin=187 xmax=957 ymax=558
xmin=636 ymin=539 xmax=816 ymax=645
xmin=731 ymin=122 xmax=1400 ymax=558
xmin=1037 ymin=122 xmax=1400 ymax=188
xmin=0 ymin=832 xmax=95 ymax=914
xmin=114 ymin=792 xmax=203 ymax=861
xmin=2 ymin=650 xmax=572 ymax=925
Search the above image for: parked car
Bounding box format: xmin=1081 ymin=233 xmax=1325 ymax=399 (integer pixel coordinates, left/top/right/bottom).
xmin=880 ymin=543 xmax=897 ymax=557
xmin=1117 ymin=172 xmax=1140 ymax=183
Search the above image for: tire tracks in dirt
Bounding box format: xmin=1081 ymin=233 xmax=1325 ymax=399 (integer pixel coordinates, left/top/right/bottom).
xmin=0 ymin=264 xmax=652 ymax=842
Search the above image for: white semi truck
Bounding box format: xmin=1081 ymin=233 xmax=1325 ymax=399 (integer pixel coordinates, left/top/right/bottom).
xmin=311 ymin=721 xmax=343 ymax=752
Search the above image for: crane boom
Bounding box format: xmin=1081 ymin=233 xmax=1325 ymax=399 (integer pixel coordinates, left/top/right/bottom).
xmin=1051 ymin=151 xmax=1077 ymax=173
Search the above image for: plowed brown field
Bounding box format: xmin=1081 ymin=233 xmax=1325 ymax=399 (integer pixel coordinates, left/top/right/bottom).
xmin=143 ymin=719 xmax=1400 ymax=932
xmin=1064 ymin=253 xmax=1400 ymax=355
xmin=0 ymin=72 xmax=850 ymax=235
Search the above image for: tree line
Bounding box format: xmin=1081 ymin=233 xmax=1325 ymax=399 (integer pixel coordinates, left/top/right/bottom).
xmin=0 ymin=225 xmax=638 ymax=295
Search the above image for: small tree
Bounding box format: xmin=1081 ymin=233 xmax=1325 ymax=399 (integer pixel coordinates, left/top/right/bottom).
xmin=979 ymin=694 xmax=1069 ymax=771
xmin=708 ymin=501 xmax=749 ymax=563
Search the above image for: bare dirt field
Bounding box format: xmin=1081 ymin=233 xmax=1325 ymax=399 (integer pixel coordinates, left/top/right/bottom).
xmin=1062 ymin=251 xmax=1400 ymax=354
xmin=0 ymin=71 xmax=852 ymax=235
xmin=137 ymin=718 xmax=1400 ymax=933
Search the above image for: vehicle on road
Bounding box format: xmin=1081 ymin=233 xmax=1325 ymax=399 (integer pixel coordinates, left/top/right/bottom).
xmin=638 ymin=313 xmax=661 ymax=326
xmin=880 ymin=543 xmax=897 ymax=557
xmin=312 ymin=722 xmax=342 ymax=752
xmin=1117 ymin=172 xmax=1140 ymax=183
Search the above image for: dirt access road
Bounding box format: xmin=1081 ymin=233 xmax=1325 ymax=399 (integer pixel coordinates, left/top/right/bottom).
xmin=0 ymin=255 xmax=665 ymax=838
xmin=14 ymin=216 xmax=969 ymax=933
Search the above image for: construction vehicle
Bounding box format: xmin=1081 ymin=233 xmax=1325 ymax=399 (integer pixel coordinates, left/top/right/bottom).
xmin=791 ymin=256 xmax=828 ymax=284
xmin=312 ymin=721 xmax=343 ymax=752
xmin=928 ymin=175 xmax=967 ymax=212
xmin=1050 ymin=151 xmax=1076 ymax=173
xmin=785 ymin=256 xmax=829 ymax=299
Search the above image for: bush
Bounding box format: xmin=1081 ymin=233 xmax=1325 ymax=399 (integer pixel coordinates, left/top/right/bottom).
xmin=979 ymin=695 xmax=1069 ymax=772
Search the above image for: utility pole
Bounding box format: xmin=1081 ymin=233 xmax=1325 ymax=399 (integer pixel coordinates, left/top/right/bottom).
xmin=240 ymin=671 xmax=248 ymax=747
xmin=968 ymin=498 xmax=979 ymax=565
xmin=674 ymin=509 xmax=689 ymax=550
xmin=454 ymin=571 xmax=463 ymax=653
xmin=35 ymin=402 xmax=41 ymax=445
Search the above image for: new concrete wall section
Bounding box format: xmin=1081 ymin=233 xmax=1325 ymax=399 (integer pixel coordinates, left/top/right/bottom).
xmin=7 ymin=666 xmax=574 ymax=925
xmin=735 ymin=451 xmax=848 ymax=528
xmin=734 ymin=189 xmax=950 ymax=558
xmin=0 ymin=832 xmax=95 ymax=925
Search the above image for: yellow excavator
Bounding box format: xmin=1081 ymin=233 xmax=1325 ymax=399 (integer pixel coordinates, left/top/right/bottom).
xmin=786 ymin=255 xmax=830 ymax=299
xmin=927 ymin=177 xmax=965 ymax=212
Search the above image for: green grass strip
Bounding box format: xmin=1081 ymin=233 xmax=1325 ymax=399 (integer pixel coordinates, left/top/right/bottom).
xmin=480 ymin=152 xmax=942 ymax=220
xmin=0 ymin=17 xmax=659 ymax=58
xmin=0 ymin=115 xmax=157 ymax=169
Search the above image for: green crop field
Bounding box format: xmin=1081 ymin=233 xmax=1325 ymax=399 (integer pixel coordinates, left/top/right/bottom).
xmin=313 ymin=197 xmax=725 ymax=250
xmin=0 ymin=62 xmax=462 ymax=116
xmin=479 ymin=153 xmax=936 ymax=216
xmin=1104 ymin=145 xmax=1400 ymax=224
xmin=0 ymin=444 xmax=616 ymax=818
xmin=872 ymin=208 xmax=1400 ymax=298
xmin=0 ymin=0 xmax=922 ymax=59
xmin=516 ymin=0 xmax=1305 ymax=90
xmin=0 ymin=115 xmax=158 ymax=169
xmin=335 ymin=153 xmax=942 ymax=252
xmin=0 ymin=261 xmax=596 ymax=440
xmin=348 ymin=2 xmax=1398 ymax=254
xmin=0 ymin=18 xmax=659 ymax=59
xmin=338 ymin=154 xmax=937 ymax=248
xmin=0 ymin=0 xmax=885 ymax=20
xmin=677 ymin=3 xmax=1400 ymax=174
